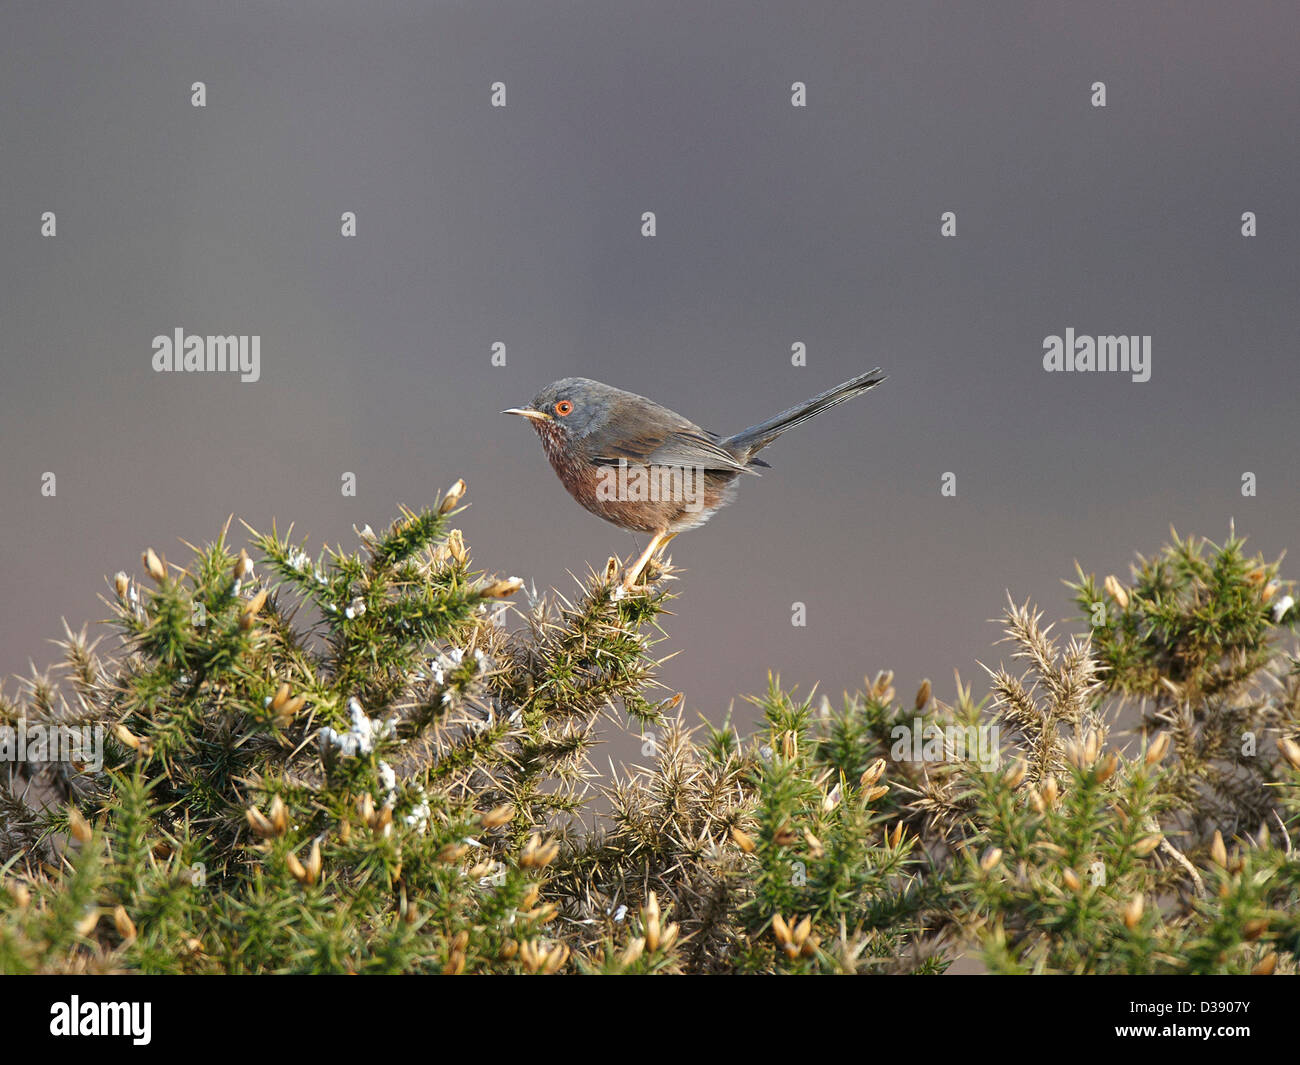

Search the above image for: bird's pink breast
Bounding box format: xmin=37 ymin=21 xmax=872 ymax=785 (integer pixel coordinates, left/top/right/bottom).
xmin=532 ymin=422 xmax=735 ymax=534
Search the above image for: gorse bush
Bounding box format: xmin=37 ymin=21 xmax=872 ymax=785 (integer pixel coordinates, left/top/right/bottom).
xmin=1 ymin=491 xmax=1298 ymax=975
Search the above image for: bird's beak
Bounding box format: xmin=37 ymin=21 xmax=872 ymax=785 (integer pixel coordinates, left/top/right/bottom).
xmin=501 ymin=407 xmax=551 ymax=422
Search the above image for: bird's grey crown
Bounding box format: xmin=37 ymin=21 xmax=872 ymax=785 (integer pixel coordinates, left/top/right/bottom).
xmin=530 ymin=377 xmax=693 ymax=440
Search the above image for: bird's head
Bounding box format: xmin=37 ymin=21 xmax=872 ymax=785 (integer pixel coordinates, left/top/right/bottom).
xmin=501 ymin=378 xmax=620 ymax=443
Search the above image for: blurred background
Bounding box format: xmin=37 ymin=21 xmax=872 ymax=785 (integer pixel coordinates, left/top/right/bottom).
xmin=2 ymin=1 xmax=1297 ymax=734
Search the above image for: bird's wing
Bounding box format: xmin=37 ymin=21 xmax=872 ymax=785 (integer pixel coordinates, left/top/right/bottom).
xmin=590 ymin=427 xmax=759 ymax=475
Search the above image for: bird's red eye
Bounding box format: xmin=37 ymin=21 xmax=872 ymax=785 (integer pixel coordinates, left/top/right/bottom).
xmin=554 ymin=400 xmax=573 ymax=416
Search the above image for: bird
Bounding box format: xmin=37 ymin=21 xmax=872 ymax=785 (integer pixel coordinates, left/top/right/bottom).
xmin=503 ymin=368 xmax=886 ymax=589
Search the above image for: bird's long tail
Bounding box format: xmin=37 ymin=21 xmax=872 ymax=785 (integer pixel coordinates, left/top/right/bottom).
xmin=722 ymin=368 xmax=886 ymax=457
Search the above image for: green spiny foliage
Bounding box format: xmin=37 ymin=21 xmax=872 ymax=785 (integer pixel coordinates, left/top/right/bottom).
xmin=1 ymin=508 xmax=1298 ymax=975
xmin=1067 ymin=526 xmax=1299 ymax=839
xmin=947 ymin=529 xmax=1300 ymax=973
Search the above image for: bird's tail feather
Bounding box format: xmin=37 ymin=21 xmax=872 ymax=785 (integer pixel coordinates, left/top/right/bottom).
xmin=723 ymin=368 xmax=886 ymax=456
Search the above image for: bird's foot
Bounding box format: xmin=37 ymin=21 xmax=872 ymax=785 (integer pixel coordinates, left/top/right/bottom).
xmin=617 ymin=531 xmax=677 ymax=592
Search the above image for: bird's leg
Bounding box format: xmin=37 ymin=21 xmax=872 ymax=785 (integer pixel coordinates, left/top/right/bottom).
xmin=621 ymin=530 xmax=677 ymax=590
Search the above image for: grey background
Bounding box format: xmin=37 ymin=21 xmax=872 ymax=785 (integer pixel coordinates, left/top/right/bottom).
xmin=2 ymin=1 xmax=1296 ymax=730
